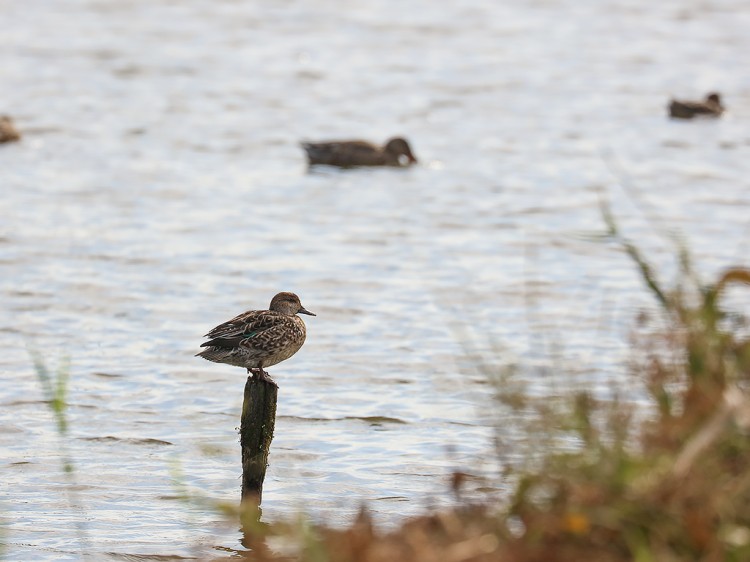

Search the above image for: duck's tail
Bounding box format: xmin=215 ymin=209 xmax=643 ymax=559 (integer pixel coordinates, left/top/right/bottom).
xmin=195 ymin=347 xmax=224 ymax=361
xmin=299 ymin=141 xmax=326 ymax=164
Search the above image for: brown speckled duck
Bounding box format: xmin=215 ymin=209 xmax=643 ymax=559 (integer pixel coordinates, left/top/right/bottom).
xmin=301 ymin=136 xmax=418 ymax=168
xmin=196 ymin=292 xmax=315 ymax=386
xmin=668 ymin=93 xmax=725 ymax=119
xmin=0 ymin=115 xmax=21 ymax=143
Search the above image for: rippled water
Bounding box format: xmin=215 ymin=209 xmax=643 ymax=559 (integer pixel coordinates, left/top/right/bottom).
xmin=2 ymin=0 xmax=750 ymax=559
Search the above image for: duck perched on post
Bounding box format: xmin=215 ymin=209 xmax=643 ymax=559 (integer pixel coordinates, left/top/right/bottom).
xmin=300 ymin=136 xmax=418 ymax=168
xmin=0 ymin=115 xmax=21 ymax=143
xmin=197 ymin=292 xmax=315 ymax=386
xmin=668 ymin=93 xmax=725 ymax=119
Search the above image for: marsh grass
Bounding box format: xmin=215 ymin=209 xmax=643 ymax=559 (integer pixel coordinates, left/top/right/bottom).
xmin=226 ymin=218 xmax=750 ymax=561
xmin=29 ymin=352 xmax=90 ymax=560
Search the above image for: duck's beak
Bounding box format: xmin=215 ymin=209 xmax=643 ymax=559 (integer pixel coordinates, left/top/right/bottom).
xmin=408 ymin=154 xmax=418 ymax=163
xmin=298 ymin=307 xmax=316 ymax=316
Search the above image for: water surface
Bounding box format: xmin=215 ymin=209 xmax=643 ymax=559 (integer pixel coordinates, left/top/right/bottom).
xmin=2 ymin=0 xmax=750 ymax=559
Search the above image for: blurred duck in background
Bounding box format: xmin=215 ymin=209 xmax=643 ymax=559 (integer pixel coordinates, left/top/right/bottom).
xmin=0 ymin=115 xmax=21 ymax=143
xmin=301 ymin=136 xmax=417 ymax=168
xmin=668 ymin=92 xmax=725 ymax=119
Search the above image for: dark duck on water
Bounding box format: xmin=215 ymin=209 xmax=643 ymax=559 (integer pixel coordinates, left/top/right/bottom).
xmin=668 ymin=93 xmax=725 ymax=119
xmin=300 ymin=136 xmax=418 ymax=168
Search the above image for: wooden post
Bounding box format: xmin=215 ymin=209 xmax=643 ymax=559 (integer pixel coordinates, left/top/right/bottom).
xmin=240 ymin=375 xmax=278 ymax=505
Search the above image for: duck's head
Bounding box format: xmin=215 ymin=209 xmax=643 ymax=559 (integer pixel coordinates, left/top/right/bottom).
xmin=706 ymin=92 xmax=722 ymax=105
xmin=269 ymin=292 xmax=315 ymax=316
xmin=385 ymin=137 xmax=418 ymax=165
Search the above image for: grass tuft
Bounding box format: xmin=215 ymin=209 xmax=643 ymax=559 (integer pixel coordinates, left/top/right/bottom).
xmin=29 ymin=352 xmax=90 ymax=561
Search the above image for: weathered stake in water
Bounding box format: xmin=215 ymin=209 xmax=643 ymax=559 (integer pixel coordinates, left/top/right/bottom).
xmin=240 ymin=375 xmax=278 ymax=505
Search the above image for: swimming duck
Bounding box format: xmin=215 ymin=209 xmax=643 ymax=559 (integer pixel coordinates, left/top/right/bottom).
xmin=197 ymin=292 xmax=315 ymax=385
xmin=300 ymin=136 xmax=418 ymax=168
xmin=0 ymin=115 xmax=21 ymax=143
xmin=668 ymin=93 xmax=724 ymax=119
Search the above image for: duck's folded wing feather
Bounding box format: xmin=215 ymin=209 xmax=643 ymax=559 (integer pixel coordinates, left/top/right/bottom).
xmin=202 ymin=311 xmax=283 ymax=342
xmin=238 ymin=319 xmax=305 ymax=355
xmin=302 ymin=140 xmax=379 ymax=165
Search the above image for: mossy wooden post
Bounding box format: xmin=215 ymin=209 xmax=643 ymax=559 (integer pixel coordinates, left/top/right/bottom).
xmin=240 ymin=375 xmax=278 ymax=505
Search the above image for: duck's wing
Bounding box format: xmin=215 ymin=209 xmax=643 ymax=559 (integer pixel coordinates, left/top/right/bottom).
xmin=238 ymin=318 xmax=306 ymax=356
xmin=669 ymin=100 xmax=697 ymax=118
xmin=301 ymin=140 xmax=383 ymax=166
xmin=201 ymin=310 xmax=284 ymax=348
